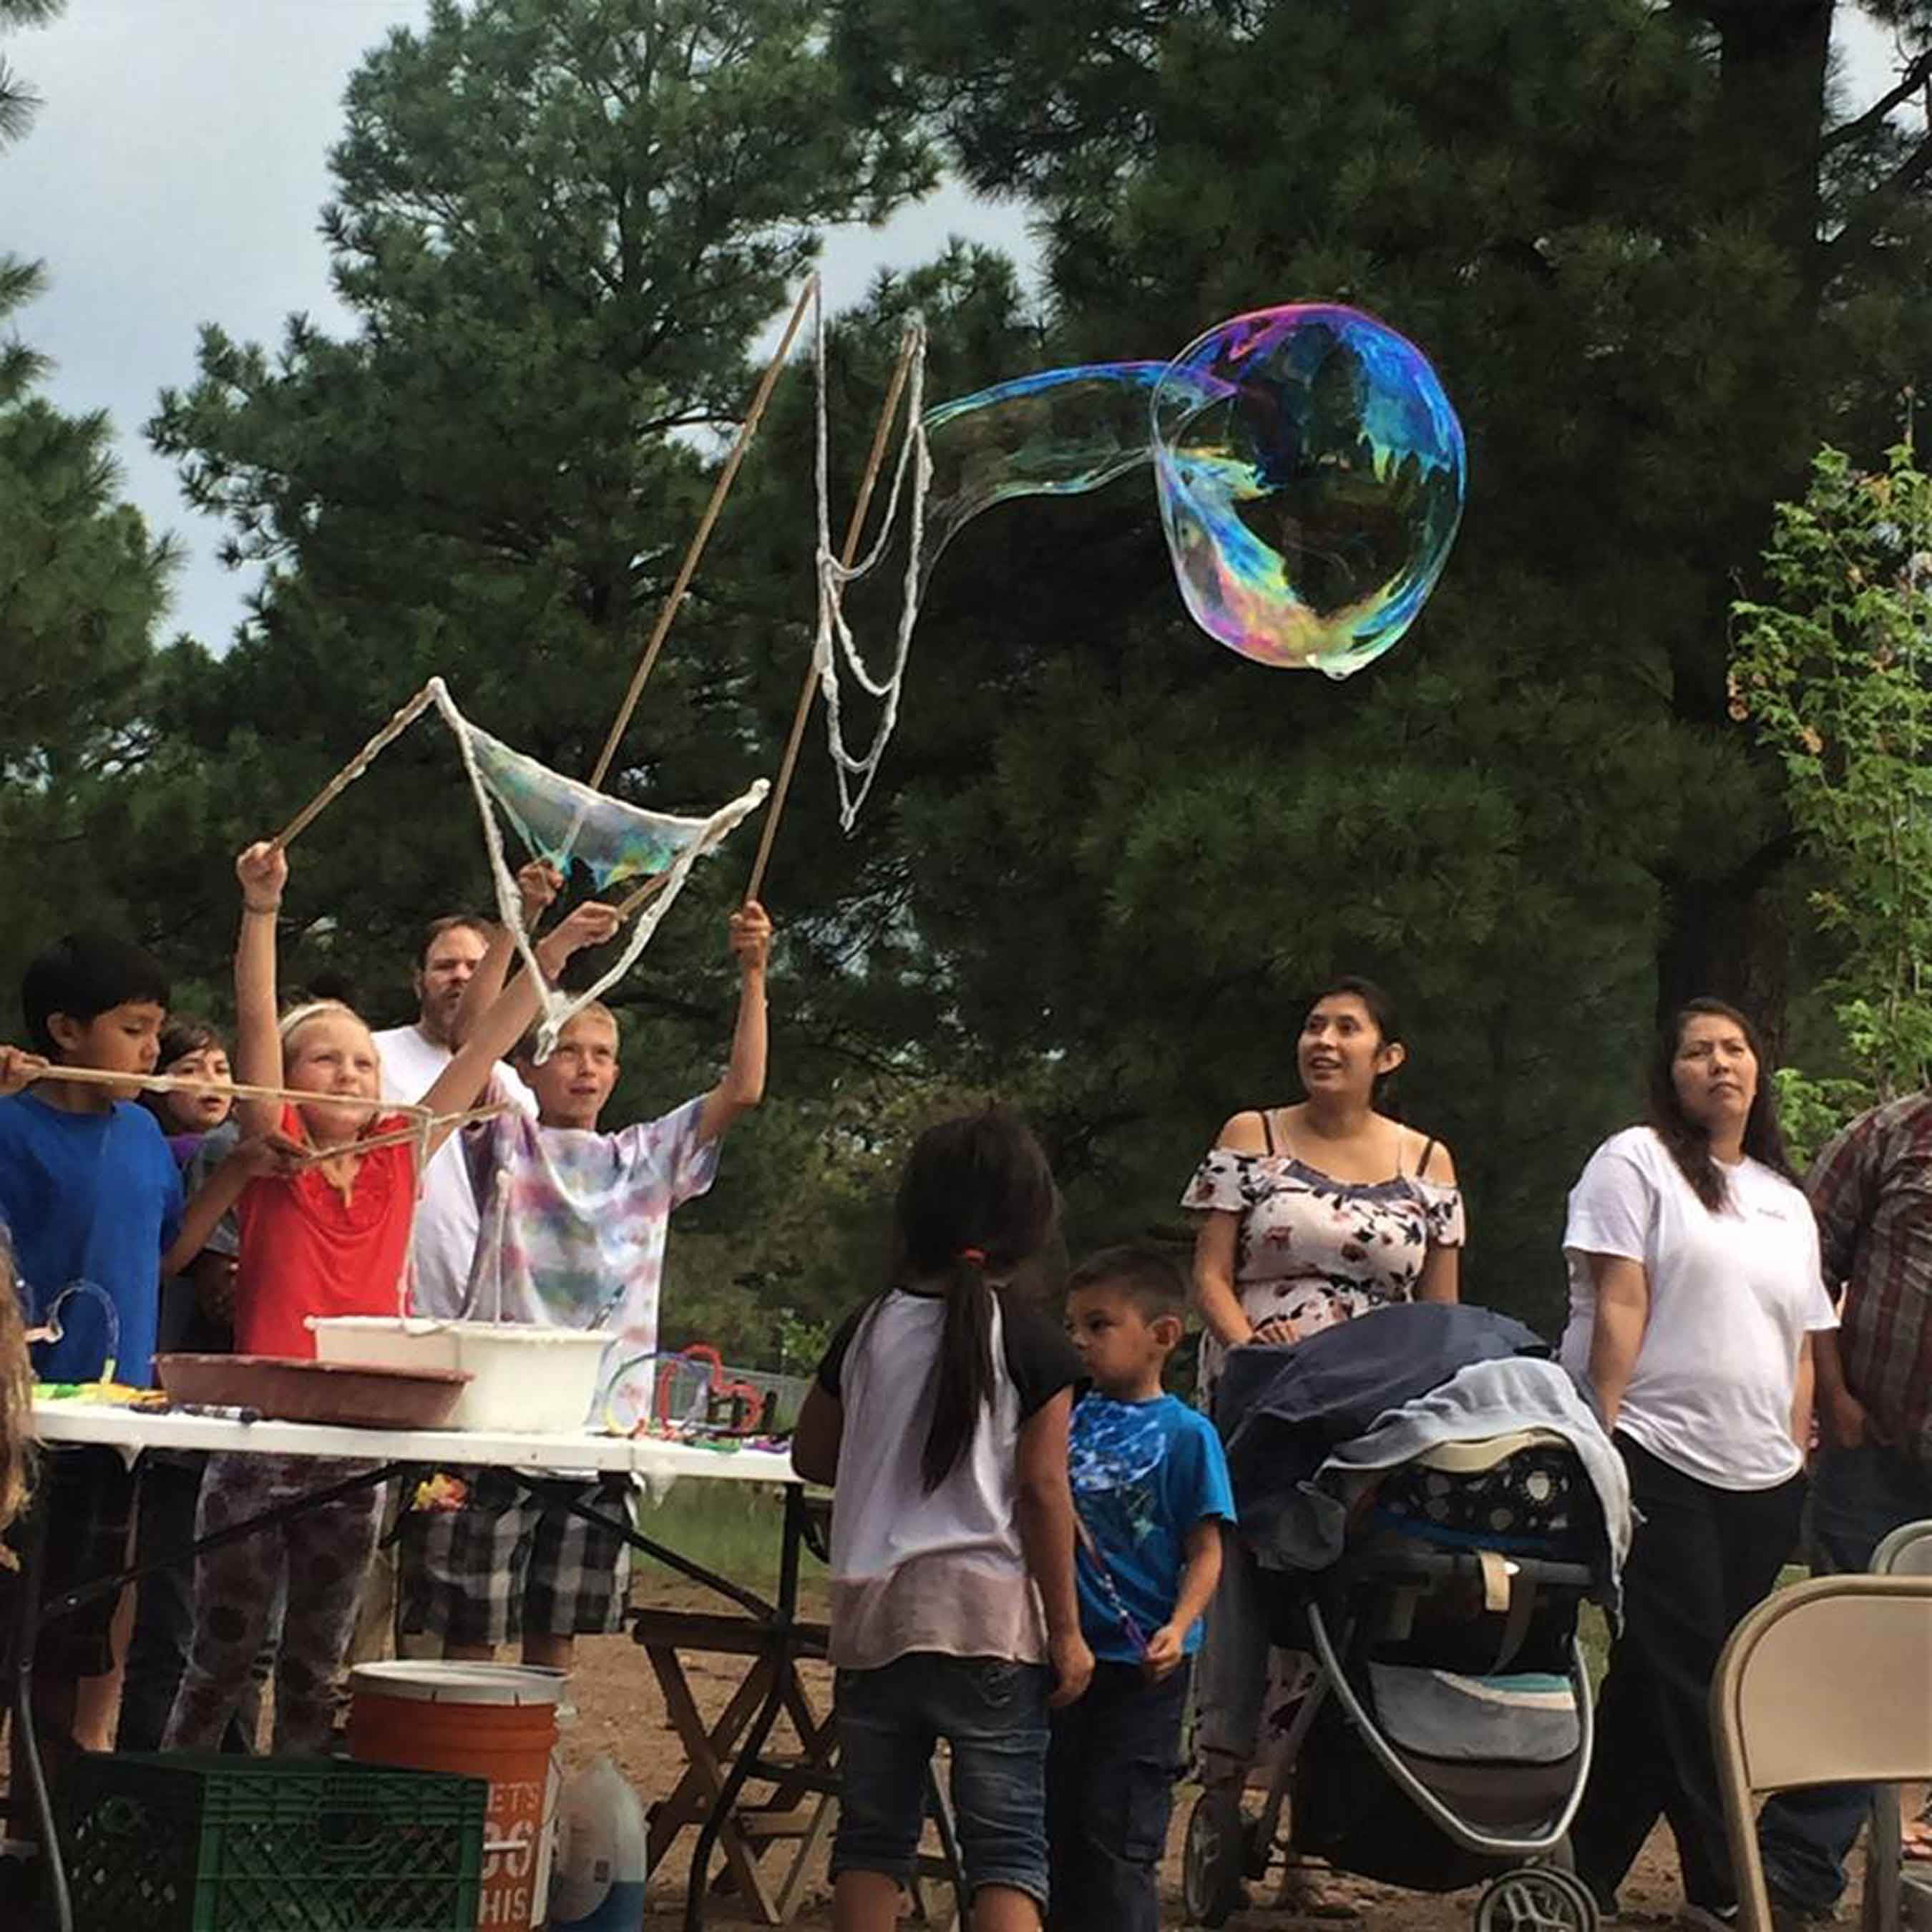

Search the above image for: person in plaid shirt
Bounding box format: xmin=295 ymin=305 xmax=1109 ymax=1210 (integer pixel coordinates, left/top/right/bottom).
xmin=1758 ymin=1094 xmax=1932 ymax=1922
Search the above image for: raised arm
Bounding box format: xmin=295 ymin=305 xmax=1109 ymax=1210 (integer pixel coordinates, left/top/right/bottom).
xmin=417 ymin=900 xmax=620 ymax=1154
xmin=696 ymin=900 xmax=771 ymax=1147
xmin=1584 ymin=1252 xmax=1651 ymax=1431
xmin=450 ymin=861 xmax=560 ymax=1049
xmin=233 ymin=842 xmax=289 ymax=1138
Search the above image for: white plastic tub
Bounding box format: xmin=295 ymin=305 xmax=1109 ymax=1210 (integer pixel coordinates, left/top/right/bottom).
xmin=311 ymin=1317 xmax=610 ymax=1433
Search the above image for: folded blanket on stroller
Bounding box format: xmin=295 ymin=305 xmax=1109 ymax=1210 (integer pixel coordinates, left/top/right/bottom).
xmin=1239 ymin=1353 xmax=1631 ymax=1614
xmin=1216 ymin=1302 xmax=1551 ymax=1492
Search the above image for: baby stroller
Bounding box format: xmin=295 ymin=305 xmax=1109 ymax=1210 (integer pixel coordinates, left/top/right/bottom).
xmin=1184 ymin=1419 xmax=1614 ymax=1932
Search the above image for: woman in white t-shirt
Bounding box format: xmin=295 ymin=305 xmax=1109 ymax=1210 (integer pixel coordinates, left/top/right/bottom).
xmin=1563 ymin=998 xmax=1835 ymax=1931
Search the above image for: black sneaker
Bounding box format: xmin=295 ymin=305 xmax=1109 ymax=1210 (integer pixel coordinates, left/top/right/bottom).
xmin=1677 ymin=1904 xmax=1739 ymax=1932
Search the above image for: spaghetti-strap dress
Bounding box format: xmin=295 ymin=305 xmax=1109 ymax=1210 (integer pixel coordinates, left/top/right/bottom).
xmin=1181 ymin=1109 xmax=1468 ymax=1771
xmin=1181 ymin=1108 xmax=1466 ymax=1411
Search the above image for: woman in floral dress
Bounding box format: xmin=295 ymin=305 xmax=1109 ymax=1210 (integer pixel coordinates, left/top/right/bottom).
xmin=1184 ymin=977 xmax=1465 ymax=1893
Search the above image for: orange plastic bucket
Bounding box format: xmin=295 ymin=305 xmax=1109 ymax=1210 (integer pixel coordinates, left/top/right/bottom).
xmin=348 ymin=1661 xmax=562 ymax=1931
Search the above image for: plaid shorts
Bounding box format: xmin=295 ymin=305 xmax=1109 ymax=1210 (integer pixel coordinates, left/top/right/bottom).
xmin=4 ymin=1445 xmax=137 ymax=1678
xmin=396 ymin=1466 xmax=634 ymax=1647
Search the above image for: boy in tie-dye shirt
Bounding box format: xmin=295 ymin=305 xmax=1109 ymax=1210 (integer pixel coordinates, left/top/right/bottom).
xmin=398 ymin=899 xmax=772 ymax=1671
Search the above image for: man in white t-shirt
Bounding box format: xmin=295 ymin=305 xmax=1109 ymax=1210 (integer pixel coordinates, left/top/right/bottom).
xmin=373 ymin=915 xmax=536 ymax=1317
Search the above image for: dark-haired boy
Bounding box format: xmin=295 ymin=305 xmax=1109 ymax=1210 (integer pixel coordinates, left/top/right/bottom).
xmin=0 ymin=932 xmax=187 ymax=1759
xmin=1047 ymin=1242 xmax=1236 ymax=1932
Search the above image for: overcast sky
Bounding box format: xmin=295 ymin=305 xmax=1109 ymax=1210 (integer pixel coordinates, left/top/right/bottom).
xmin=4 ymin=0 xmax=1035 ymax=650
xmin=0 ymin=2 xmax=1910 ymax=653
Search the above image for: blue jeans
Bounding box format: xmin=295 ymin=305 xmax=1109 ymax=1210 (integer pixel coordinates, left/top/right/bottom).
xmin=834 ymin=1652 xmax=1052 ymax=1908
xmin=1758 ymin=1446 xmax=1932 ymax=1911
xmin=1045 ymin=1659 xmax=1191 ymax=1932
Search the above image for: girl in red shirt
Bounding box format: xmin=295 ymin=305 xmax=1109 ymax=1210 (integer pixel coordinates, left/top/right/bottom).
xmin=163 ymin=841 xmax=615 ymax=1754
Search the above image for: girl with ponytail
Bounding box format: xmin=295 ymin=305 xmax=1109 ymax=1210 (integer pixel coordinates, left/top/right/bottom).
xmin=793 ymin=1108 xmax=1091 ymax=1932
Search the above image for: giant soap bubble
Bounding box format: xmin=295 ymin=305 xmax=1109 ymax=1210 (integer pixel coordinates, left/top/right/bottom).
xmin=811 ymin=299 xmax=1466 ymax=824
xmin=918 ymin=303 xmax=1466 ymax=675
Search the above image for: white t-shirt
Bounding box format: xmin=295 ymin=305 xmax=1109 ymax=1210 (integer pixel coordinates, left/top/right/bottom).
xmin=817 ymin=1288 xmax=1080 ymax=1671
xmin=372 ymin=1023 xmax=535 ymax=1318
xmin=1560 ymin=1126 xmax=1835 ymax=1491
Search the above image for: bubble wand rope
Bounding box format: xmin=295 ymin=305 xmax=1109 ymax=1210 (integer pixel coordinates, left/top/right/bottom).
xmin=287 ymin=1102 xmax=509 ymax=1169
xmin=582 ymin=273 xmax=820 ymax=799
xmin=743 ymin=303 xmax=922 ymax=903
xmin=25 ymin=1063 xmax=438 ymax=1124
xmin=273 ymin=682 xmax=439 ymax=849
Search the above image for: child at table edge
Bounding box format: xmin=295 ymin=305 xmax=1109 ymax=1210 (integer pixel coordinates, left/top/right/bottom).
xmin=397 ymin=862 xmax=772 ymax=1675
xmin=160 ymin=841 xmax=618 ymax=1755
xmin=0 ymin=932 xmax=200 ymax=1758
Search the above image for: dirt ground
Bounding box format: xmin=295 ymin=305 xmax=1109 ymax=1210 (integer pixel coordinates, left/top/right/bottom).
xmin=566 ymin=1580 xmax=1832 ymax=1931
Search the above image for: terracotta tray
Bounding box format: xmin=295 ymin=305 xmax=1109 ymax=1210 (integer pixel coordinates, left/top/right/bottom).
xmin=156 ymin=1354 xmax=472 ymax=1430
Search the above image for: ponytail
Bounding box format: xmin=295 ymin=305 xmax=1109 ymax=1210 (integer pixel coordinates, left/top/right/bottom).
xmin=923 ymin=1252 xmax=997 ymax=1492
xmin=887 ymin=1111 xmax=1060 ymax=1494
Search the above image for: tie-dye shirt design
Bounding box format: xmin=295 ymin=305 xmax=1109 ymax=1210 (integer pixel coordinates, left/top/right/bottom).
xmin=1068 ymin=1392 xmax=1236 ymax=1664
xmin=462 ymin=1096 xmax=718 ymax=1411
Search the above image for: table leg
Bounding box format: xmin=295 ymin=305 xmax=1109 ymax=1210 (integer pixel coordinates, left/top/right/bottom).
xmin=659 ymin=1646 xmax=786 ymax=1921
xmin=643 ymin=1647 xmax=774 ymax=1869
xmin=8 ymin=1478 xmax=72 ymax=1932
xmin=683 ymin=1487 xmax=809 ymax=1932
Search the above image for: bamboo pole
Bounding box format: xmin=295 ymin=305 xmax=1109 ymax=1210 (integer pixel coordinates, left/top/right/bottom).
xmin=743 ymin=323 xmax=919 ymax=905
xmin=586 ymin=276 xmax=819 ymax=793
xmin=611 ymin=868 xmax=673 ymax=922
xmin=274 ymin=683 xmax=439 ymax=849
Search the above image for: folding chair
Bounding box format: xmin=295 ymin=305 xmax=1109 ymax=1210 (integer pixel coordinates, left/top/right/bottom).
xmin=1712 ymin=1574 xmax=1932 ymax=1932
xmin=1866 ymin=1524 xmax=1932 ymax=1932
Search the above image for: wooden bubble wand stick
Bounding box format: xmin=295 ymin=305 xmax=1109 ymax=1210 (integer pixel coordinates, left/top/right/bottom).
xmin=587 ymin=274 xmax=820 ymax=794
xmin=273 ymin=682 xmax=440 ymax=849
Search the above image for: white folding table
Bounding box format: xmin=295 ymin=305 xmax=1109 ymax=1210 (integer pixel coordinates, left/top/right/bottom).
xmin=16 ymin=1400 xmax=813 ymax=1932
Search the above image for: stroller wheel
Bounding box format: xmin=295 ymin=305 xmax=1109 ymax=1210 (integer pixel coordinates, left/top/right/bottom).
xmin=1183 ymin=1787 xmax=1247 ymax=1928
xmin=1475 ymin=1865 xmax=1600 ymax=1932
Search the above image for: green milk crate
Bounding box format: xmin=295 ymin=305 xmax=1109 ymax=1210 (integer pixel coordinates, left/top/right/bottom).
xmin=55 ymin=1752 xmax=488 ymax=1932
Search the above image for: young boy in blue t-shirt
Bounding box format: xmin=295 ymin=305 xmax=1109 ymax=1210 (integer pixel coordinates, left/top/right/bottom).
xmin=0 ymin=930 xmax=190 ymax=1762
xmin=1048 ymin=1242 xmax=1236 ymax=1932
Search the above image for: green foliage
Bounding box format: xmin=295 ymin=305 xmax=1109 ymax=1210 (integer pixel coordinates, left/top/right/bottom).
xmin=811 ymin=0 xmax=1932 ymax=1324
xmin=19 ymin=0 xmax=1932 ymax=1360
xmin=0 ymin=0 xmax=178 ymax=1005
xmin=1733 ymin=432 xmax=1932 ymax=1106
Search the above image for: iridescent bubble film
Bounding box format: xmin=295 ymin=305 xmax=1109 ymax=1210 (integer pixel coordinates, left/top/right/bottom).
xmin=919 ymin=303 xmax=1465 ymax=675
xmin=462 ymin=718 xmax=713 ymax=887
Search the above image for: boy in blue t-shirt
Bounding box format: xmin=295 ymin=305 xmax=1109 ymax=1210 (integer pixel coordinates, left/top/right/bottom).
xmin=0 ymin=930 xmax=187 ymax=1764
xmin=1047 ymin=1242 xmax=1236 ymax=1932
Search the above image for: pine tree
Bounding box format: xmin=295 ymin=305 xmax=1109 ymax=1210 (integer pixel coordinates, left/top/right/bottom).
xmin=806 ymin=0 xmax=1932 ymax=1315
